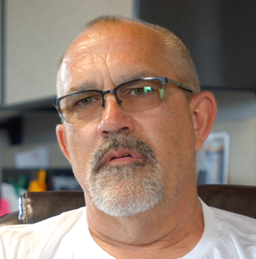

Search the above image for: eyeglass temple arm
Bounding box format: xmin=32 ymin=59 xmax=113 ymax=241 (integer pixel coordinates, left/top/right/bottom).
xmin=166 ymin=78 xmax=193 ymax=93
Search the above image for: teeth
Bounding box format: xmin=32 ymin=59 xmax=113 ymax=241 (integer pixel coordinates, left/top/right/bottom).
xmin=123 ymin=154 xmax=130 ymax=157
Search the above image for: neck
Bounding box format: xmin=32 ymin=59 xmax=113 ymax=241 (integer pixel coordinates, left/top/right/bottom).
xmin=86 ymin=193 xmax=204 ymax=259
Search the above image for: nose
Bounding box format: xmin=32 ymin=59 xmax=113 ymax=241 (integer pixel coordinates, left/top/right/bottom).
xmin=97 ymin=94 xmax=135 ymax=136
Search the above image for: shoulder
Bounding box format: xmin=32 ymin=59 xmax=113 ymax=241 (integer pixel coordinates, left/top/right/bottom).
xmin=0 ymin=207 xmax=87 ymax=258
xmin=211 ymin=206 xmax=256 ymax=235
xmin=208 ymin=205 xmax=256 ymax=258
xmin=1 ymin=206 xmax=86 ymax=231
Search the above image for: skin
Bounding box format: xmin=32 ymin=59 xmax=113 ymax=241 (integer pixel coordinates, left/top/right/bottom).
xmin=56 ymin=20 xmax=217 ymax=258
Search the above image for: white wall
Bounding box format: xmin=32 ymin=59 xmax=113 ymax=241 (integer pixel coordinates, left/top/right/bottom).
xmin=5 ymin=0 xmax=133 ymax=105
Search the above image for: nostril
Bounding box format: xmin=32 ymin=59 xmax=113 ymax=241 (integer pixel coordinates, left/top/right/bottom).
xmin=118 ymin=127 xmax=130 ymax=134
xmin=102 ymin=127 xmax=130 ymax=136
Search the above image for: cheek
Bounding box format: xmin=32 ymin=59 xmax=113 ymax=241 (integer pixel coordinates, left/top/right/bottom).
xmin=65 ymin=126 xmax=97 ymax=177
xmin=137 ymin=105 xmax=196 ymax=173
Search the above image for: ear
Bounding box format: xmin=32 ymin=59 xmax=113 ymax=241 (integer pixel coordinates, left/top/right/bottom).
xmin=56 ymin=124 xmax=72 ymax=163
xmin=189 ymin=91 xmax=217 ymax=151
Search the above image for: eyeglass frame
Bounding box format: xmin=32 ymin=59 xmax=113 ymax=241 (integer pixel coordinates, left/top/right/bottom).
xmin=53 ymin=76 xmax=194 ymax=122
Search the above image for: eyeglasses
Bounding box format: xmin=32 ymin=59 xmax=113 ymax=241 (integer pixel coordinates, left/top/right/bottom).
xmin=53 ymin=77 xmax=194 ymax=125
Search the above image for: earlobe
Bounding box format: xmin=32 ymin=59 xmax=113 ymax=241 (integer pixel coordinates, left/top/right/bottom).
xmin=190 ymin=92 xmax=217 ymax=151
xmin=56 ymin=124 xmax=72 ymax=163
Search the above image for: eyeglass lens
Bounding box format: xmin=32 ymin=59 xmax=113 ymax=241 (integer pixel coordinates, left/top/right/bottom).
xmin=58 ymin=79 xmax=165 ymax=124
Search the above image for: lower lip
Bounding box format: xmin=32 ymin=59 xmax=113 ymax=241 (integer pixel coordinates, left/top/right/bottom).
xmin=109 ymin=157 xmax=141 ymax=165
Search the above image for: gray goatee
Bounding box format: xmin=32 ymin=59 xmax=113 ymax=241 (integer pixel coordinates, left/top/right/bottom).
xmin=87 ymin=133 xmax=164 ymax=217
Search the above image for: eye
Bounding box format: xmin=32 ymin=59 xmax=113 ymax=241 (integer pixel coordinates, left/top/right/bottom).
xmin=78 ymin=96 xmax=93 ymax=106
xmin=73 ymin=92 xmax=102 ymax=108
xmin=130 ymin=86 xmax=153 ymax=96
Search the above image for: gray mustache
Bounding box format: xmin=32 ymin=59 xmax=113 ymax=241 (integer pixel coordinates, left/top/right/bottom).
xmin=90 ymin=133 xmax=157 ymax=171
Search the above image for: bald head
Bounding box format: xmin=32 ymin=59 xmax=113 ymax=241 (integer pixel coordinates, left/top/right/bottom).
xmin=56 ymin=15 xmax=200 ymax=97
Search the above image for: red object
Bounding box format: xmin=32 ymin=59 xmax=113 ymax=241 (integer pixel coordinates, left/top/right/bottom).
xmin=0 ymin=199 xmax=11 ymax=217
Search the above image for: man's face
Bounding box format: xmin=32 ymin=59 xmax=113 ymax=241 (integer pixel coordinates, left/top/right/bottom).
xmin=57 ymin=21 xmax=198 ymax=216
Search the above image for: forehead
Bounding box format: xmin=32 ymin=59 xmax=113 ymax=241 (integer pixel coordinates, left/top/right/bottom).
xmin=59 ymin=21 xmax=174 ymax=93
xmin=66 ymin=21 xmax=166 ymax=57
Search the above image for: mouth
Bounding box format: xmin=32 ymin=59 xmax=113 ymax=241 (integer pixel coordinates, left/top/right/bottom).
xmin=102 ymin=149 xmax=142 ymax=166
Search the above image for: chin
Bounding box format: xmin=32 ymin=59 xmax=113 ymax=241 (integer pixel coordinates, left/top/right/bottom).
xmin=87 ymin=162 xmax=165 ymax=217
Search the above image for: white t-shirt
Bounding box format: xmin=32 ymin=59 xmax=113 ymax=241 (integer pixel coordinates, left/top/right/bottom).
xmin=0 ymin=200 xmax=255 ymax=259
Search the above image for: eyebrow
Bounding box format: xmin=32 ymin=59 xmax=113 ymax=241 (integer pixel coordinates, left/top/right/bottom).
xmin=118 ymin=71 xmax=154 ymax=84
xmin=67 ymin=81 xmax=98 ymax=94
xmin=66 ymin=71 xmax=154 ymax=94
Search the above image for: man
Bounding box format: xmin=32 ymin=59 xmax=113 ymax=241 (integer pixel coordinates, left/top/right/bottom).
xmin=0 ymin=15 xmax=255 ymax=258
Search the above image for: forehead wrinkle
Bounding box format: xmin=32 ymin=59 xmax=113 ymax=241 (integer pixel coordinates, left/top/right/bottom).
xmin=104 ymin=23 xmax=169 ymax=78
xmin=67 ymin=71 xmax=156 ymax=95
xmin=64 ymin=31 xmax=111 ymax=74
xmin=73 ymin=26 xmax=116 ymax=57
xmin=61 ymin=22 xmax=171 ymax=95
xmin=63 ymin=51 xmax=96 ymax=73
xmin=62 ymin=31 xmax=103 ymax=68
xmin=61 ymin=51 xmax=106 ymax=90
